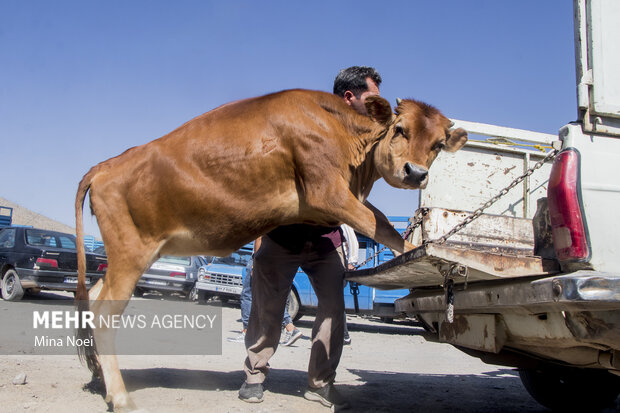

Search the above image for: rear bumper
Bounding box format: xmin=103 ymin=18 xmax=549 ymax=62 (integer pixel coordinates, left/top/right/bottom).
xmin=396 ymin=271 xmax=620 ymax=369
xmin=195 ymin=281 xmax=242 ymax=297
xmin=136 ymin=277 xmax=195 ymax=294
xmin=395 ymin=271 xmax=620 ymax=314
xmin=16 ymin=268 xmax=103 ymax=291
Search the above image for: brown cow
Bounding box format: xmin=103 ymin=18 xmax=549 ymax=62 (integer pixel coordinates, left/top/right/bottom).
xmin=75 ymin=89 xmax=467 ymax=411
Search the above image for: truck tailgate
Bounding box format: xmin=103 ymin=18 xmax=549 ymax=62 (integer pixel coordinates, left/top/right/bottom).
xmin=347 ymin=243 xmax=559 ymax=290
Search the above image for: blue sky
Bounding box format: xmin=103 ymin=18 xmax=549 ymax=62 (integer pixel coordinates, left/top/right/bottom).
xmin=1 ymin=1 xmax=576 ymax=238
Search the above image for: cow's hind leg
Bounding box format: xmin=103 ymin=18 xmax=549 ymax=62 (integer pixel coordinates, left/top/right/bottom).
xmin=90 ymin=245 xmax=158 ymax=412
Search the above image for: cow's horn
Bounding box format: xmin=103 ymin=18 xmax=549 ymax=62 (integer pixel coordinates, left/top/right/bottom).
xmin=449 ymin=121 xmax=455 ymax=128
xmin=396 ymin=98 xmax=403 ymax=105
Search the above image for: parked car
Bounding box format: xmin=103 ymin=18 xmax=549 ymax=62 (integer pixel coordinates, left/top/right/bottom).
xmin=195 ymin=245 xmax=253 ymax=303
xmin=134 ymin=255 xmax=209 ymax=299
xmin=0 ymin=226 xmax=107 ymax=300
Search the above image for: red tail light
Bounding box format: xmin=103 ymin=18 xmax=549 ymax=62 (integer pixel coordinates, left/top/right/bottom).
xmin=97 ymin=263 xmax=108 ymax=272
xmin=547 ymin=149 xmax=590 ymax=262
xmin=170 ymin=272 xmax=186 ymax=278
xmin=35 ymin=258 xmax=58 ymax=269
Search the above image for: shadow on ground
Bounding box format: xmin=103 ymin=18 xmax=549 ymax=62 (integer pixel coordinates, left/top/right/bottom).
xmin=109 ymin=366 xmax=554 ymax=412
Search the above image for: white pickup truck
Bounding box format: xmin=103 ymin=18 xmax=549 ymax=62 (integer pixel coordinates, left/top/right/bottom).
xmin=348 ymin=1 xmax=620 ymax=411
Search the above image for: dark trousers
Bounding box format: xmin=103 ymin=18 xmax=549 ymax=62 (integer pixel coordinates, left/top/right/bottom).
xmin=243 ymin=236 xmax=345 ymax=388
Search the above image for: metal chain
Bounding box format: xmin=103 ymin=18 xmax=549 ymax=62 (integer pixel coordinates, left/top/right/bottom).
xmin=437 ymin=148 xmax=558 ymax=324
xmin=424 ymin=148 xmax=559 ymax=246
xmin=351 ymin=148 xmax=558 ymax=269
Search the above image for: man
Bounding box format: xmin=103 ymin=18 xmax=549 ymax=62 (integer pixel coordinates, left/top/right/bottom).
xmin=227 ymin=239 xmax=302 ymax=346
xmin=239 ymin=66 xmax=382 ymax=410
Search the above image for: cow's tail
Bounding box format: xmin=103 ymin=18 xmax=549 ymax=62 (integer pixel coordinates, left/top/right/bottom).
xmin=75 ymin=167 xmax=101 ymax=376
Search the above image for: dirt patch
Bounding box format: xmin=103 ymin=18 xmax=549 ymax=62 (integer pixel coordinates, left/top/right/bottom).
xmin=0 ymin=293 xmax=592 ymax=412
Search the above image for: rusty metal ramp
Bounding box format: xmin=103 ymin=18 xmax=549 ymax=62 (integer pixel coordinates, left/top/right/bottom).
xmin=346 ymin=243 xmax=559 ymax=290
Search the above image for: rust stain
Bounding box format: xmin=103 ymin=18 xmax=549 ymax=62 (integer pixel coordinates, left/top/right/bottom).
xmin=440 ymin=315 xmax=469 ymax=342
xmin=504 ymin=165 xmax=517 ymax=175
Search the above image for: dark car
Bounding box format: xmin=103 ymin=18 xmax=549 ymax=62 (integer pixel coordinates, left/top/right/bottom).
xmin=134 ymin=255 xmax=210 ymax=299
xmin=0 ymin=226 xmax=107 ymax=300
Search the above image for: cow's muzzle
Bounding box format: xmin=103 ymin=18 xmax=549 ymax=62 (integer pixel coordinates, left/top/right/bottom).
xmin=403 ymin=162 xmax=428 ymax=187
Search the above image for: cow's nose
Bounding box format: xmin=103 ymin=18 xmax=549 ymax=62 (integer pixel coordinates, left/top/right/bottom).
xmin=403 ymin=162 xmax=428 ymax=185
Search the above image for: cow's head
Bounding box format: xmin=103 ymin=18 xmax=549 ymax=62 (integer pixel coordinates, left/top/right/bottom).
xmin=367 ymin=96 xmax=468 ymax=189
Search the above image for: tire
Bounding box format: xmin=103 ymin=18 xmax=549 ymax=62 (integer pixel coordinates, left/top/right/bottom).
xmin=1 ymin=269 xmax=25 ymax=301
xmin=133 ymin=287 xmax=145 ymax=297
xmin=187 ymin=286 xmax=198 ymax=301
xmin=287 ymin=289 xmax=302 ymax=322
xmin=519 ymin=365 xmax=620 ymax=412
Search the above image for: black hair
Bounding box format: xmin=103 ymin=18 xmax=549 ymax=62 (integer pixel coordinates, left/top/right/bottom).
xmin=333 ymin=66 xmax=382 ymax=97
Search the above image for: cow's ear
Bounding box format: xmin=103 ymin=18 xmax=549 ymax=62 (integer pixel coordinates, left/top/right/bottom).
xmin=365 ymin=96 xmax=393 ymax=125
xmin=445 ymin=127 xmax=468 ymax=152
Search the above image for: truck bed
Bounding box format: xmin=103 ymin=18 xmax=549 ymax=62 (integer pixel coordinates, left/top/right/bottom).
xmin=347 ymin=242 xmax=559 ymax=290
xmin=347 ymin=207 xmax=560 ymax=289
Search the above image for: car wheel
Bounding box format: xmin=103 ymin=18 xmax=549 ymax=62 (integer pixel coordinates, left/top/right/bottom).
xmin=1 ymin=269 xmax=25 ymax=301
xmin=133 ymin=287 xmax=145 ymax=297
xmin=288 ymin=289 xmax=302 ymax=322
xmin=519 ymin=365 xmax=620 ymax=411
xmin=187 ymin=286 xmax=198 ymax=301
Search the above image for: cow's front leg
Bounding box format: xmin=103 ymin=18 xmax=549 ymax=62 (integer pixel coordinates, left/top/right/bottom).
xmin=307 ymin=187 xmax=414 ymax=254
xmin=362 ymin=199 xmax=416 ymax=255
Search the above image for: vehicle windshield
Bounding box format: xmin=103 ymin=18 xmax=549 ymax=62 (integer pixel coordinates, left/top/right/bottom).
xmin=158 ymin=256 xmax=191 ymax=266
xmin=211 ymin=250 xmax=252 ymax=267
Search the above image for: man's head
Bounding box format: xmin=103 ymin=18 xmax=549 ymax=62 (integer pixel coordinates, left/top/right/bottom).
xmin=333 ymin=66 xmax=382 ymax=115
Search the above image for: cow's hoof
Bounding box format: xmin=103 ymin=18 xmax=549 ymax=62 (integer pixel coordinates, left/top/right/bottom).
xmin=107 ymin=392 xmax=140 ymax=413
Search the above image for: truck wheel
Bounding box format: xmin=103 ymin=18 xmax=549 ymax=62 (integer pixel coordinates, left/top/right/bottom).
xmin=133 ymin=287 xmax=145 ymax=297
xmin=519 ymin=365 xmax=620 ymax=411
xmin=187 ymin=286 xmax=198 ymax=301
xmin=1 ymin=269 xmax=25 ymax=301
xmin=287 ymin=289 xmax=302 ymax=322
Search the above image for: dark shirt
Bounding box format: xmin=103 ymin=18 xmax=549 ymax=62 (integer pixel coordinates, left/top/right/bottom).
xmin=267 ymin=224 xmax=342 ymax=255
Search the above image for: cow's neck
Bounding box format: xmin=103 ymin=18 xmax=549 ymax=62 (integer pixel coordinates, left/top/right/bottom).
xmin=349 ymin=127 xmax=387 ymax=201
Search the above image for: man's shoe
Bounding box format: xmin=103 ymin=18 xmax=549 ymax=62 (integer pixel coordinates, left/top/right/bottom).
xmin=304 ymin=383 xmax=350 ymax=411
xmin=280 ymin=328 xmax=302 ymax=346
xmin=343 ymin=333 xmax=351 ymax=345
xmin=227 ymin=331 xmax=246 ymax=343
xmin=238 ymin=382 xmax=263 ymax=403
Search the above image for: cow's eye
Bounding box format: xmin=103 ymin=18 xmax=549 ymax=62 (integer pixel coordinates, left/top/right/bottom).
xmin=394 ymin=125 xmax=404 ymax=136
xmin=434 ymin=142 xmax=446 ymax=151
